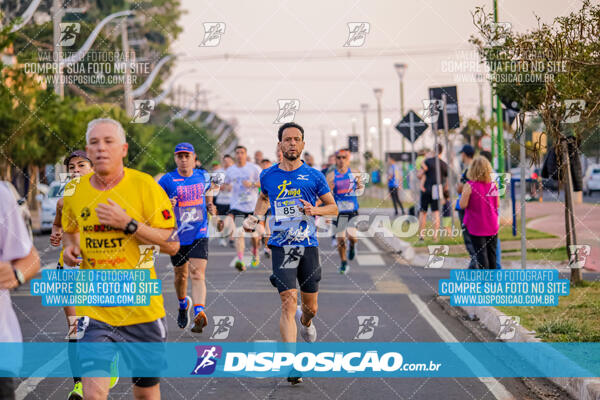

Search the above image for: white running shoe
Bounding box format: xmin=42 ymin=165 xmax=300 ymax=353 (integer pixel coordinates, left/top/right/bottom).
xmin=295 ymin=305 xmax=316 ymax=343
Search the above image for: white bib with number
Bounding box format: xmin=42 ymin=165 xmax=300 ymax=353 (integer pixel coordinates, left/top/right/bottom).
xmin=274 ymin=198 xmax=302 ymax=222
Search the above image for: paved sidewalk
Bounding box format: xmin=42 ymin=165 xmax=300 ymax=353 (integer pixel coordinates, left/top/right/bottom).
xmin=522 ymin=202 xmax=600 ymax=271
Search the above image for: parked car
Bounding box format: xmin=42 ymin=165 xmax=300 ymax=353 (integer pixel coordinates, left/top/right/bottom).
xmin=0 ymin=181 xmax=33 ymax=239
xmin=583 ymin=164 xmax=600 ymax=195
xmin=39 ymin=181 xmax=64 ymax=232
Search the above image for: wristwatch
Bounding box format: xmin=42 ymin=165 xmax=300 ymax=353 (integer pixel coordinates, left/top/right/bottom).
xmin=124 ymin=219 xmax=139 ymax=234
xmin=13 ymin=268 xmax=25 ymax=286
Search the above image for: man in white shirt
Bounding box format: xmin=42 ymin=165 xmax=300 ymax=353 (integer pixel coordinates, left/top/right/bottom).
xmin=215 ymin=154 xmax=234 ymax=246
xmin=222 ymin=146 xmax=262 ymax=270
xmin=0 ymin=184 xmax=41 ymax=399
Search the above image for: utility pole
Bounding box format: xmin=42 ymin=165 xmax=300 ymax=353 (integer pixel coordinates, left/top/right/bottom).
xmin=394 ymin=63 xmax=408 ymax=187
xmin=121 ymin=19 xmax=134 ymax=117
xmin=360 ymin=103 xmax=369 ymax=166
xmin=493 ymin=0 xmax=505 ymax=173
xmin=442 ymin=94 xmax=456 ymax=227
xmin=374 ymin=88 xmax=384 ymax=167
xmin=195 ymin=84 xmax=201 ymax=110
xmin=52 ymin=0 xmax=64 ymax=97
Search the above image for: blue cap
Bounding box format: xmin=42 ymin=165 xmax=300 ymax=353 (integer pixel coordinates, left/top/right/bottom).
xmin=174 ymin=142 xmax=195 ymax=154
xmin=459 ymin=144 xmax=475 ymax=157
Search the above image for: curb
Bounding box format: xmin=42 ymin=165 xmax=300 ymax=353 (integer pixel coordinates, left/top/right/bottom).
xmin=371 ymin=220 xmax=600 ymax=399
xmin=436 ymin=296 xmax=600 ymax=400
xmin=375 ymin=227 xmax=415 ymax=263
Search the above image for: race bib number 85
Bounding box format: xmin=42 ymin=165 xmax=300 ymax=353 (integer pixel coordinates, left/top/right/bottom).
xmin=274 ymin=199 xmax=302 ymax=222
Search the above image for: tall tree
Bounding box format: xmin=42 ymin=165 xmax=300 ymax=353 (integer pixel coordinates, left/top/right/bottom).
xmin=471 ymin=0 xmax=600 ymax=282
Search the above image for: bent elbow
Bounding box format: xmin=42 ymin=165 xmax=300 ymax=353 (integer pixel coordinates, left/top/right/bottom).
xmin=166 ymin=241 xmax=180 ymax=256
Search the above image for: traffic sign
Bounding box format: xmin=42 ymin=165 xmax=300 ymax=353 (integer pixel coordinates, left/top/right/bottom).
xmin=348 ymin=135 xmax=359 ymax=153
xmin=428 ymin=86 xmax=460 ymax=130
xmin=395 ymin=110 xmax=427 ymax=143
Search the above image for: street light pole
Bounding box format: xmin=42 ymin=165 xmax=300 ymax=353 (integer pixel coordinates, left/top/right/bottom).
xmin=383 ymin=118 xmax=392 ymax=156
xmin=395 ymin=63 xmax=408 ymax=187
xmin=52 ymin=0 xmax=65 ymax=97
xmin=374 ymin=88 xmax=384 ymax=167
xmin=330 ymin=129 xmax=339 ymax=151
xmin=121 ymin=20 xmax=134 ymax=117
xmin=360 ymin=103 xmax=369 ymax=165
xmin=492 ymin=0 xmax=505 ymax=173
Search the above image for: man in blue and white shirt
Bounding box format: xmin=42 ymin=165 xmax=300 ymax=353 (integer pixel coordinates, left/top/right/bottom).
xmin=243 ymin=123 xmax=338 ymax=386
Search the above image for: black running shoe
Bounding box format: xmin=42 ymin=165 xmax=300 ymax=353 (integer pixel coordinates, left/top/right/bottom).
xmin=177 ymin=296 xmax=192 ymax=329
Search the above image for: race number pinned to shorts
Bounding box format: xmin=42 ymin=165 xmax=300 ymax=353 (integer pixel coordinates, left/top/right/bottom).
xmin=280 ymin=246 xmax=305 ymax=269
xmin=274 ymin=198 xmax=302 ymax=222
xmin=136 ymin=244 xmax=160 ymax=269
xmin=65 ymin=316 xmax=90 ymax=340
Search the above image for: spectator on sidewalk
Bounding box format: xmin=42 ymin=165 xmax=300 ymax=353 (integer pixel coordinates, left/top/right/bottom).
xmin=417 ymin=144 xmax=448 ymax=241
xmin=479 ymin=150 xmax=502 ymax=269
xmin=442 ymin=189 xmax=452 ymax=237
xmin=387 ymin=156 xmax=404 ymax=216
xmin=459 ymin=156 xmax=499 ymax=269
xmin=457 ymin=145 xmax=477 ymax=268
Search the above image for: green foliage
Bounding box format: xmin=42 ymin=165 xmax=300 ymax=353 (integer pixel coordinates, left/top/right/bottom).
xmin=0 ymin=0 xmax=216 ymax=179
xmin=470 ymin=0 xmax=600 ymax=142
xmin=10 ymin=0 xmax=185 ymax=102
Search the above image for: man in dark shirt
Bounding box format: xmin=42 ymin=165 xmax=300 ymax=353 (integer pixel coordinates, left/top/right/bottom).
xmin=457 ymin=145 xmax=476 ymax=268
xmin=417 ymin=143 xmax=448 ymax=241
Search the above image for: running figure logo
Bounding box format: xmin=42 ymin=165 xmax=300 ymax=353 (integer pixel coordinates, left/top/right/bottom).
xmin=274 ymin=99 xmax=300 ymax=124
xmin=354 ymin=316 xmax=379 ymax=339
xmin=426 ymin=245 xmax=449 ymax=269
xmin=344 ymin=22 xmax=370 ymax=47
xmin=488 ymin=173 xmax=511 ymax=196
xmin=199 ymin=22 xmax=226 ymax=47
xmin=136 ymin=245 xmax=160 ymax=269
xmin=563 ymin=99 xmax=586 ymax=123
xmin=497 ymin=316 xmax=520 ymax=340
xmin=177 ymin=207 xmax=201 ymax=236
xmin=191 ymin=345 xmax=222 ymax=375
xmin=58 ymin=173 xmax=80 ymax=197
xmin=568 ymin=244 xmax=591 ymax=269
xmin=210 ymin=316 xmax=235 ymax=339
xmin=487 ymin=22 xmax=512 ymax=46
xmin=421 ymin=99 xmax=443 ymax=124
xmin=131 ymin=100 xmax=155 ymax=123
xmin=58 ymin=23 xmax=80 ymax=46
xmin=280 ymin=246 xmax=305 ymax=269
xmin=65 ymin=316 xmax=89 ymax=340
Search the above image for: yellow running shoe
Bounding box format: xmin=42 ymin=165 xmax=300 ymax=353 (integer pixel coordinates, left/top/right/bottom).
xmin=109 ymin=353 xmax=119 ymax=389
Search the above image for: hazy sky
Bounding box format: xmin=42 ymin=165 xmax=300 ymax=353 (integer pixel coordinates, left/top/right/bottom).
xmin=170 ymin=0 xmax=582 ymax=164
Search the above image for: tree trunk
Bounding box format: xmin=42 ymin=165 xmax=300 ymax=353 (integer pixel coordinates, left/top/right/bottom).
xmin=27 ymin=164 xmax=39 ymax=211
xmin=562 ymin=141 xmax=582 ymax=283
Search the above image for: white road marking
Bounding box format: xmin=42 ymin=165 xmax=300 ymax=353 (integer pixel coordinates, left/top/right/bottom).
xmin=15 ymin=349 xmax=67 ymax=400
xmin=355 ymin=254 xmax=385 ymax=266
xmin=408 ymin=294 xmax=514 ymax=400
xmin=361 ymin=237 xmax=380 ymax=253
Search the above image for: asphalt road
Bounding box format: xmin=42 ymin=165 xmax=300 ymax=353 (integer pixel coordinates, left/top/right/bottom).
xmin=10 ymin=229 xmax=572 ymax=400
